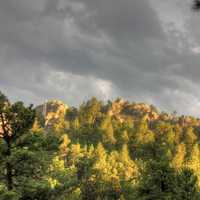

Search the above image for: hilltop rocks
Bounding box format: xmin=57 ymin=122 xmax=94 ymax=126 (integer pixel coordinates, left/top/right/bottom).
xmin=35 ymin=98 xmax=200 ymax=129
xmin=35 ymin=100 xmax=68 ymax=128
xmin=104 ymin=98 xmax=160 ymax=124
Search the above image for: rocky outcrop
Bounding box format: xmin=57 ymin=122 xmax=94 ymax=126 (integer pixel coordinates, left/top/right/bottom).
xmin=35 ymin=100 xmax=68 ymax=127
xmin=35 ymin=98 xmax=200 ymax=128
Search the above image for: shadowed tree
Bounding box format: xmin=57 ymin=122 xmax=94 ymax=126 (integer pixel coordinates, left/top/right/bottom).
xmin=0 ymin=92 xmax=35 ymax=191
xmin=0 ymin=92 xmax=62 ymax=200
xmin=176 ymin=169 xmax=200 ymax=200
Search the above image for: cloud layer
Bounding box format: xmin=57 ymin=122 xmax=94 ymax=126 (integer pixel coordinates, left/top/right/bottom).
xmin=1 ymin=0 xmax=200 ymax=116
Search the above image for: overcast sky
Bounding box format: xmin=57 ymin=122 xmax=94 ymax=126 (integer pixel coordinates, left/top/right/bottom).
xmin=1 ymin=0 xmax=200 ymax=116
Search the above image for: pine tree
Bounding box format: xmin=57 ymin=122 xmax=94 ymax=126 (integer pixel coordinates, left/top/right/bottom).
xmin=187 ymin=143 xmax=200 ymax=186
xmin=136 ymin=159 xmax=177 ymax=200
xmin=0 ymin=92 xmax=35 ymax=191
xmin=176 ymin=169 xmax=200 ymax=200
xmin=135 ymin=117 xmax=155 ymax=145
xmin=0 ymin=92 xmax=60 ymax=200
xmin=184 ymin=127 xmax=197 ymax=152
xmin=172 ymin=143 xmax=186 ymax=171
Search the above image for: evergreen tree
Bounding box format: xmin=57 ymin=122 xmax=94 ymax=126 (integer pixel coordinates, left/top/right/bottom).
xmin=187 ymin=143 xmax=200 ymax=186
xmin=176 ymin=169 xmax=200 ymax=200
xmin=172 ymin=143 xmax=186 ymax=171
xmin=0 ymin=92 xmax=35 ymax=191
xmin=0 ymin=92 xmax=60 ymax=199
xmin=136 ymin=159 xmax=177 ymax=200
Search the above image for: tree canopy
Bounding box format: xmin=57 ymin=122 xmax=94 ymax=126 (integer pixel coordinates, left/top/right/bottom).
xmin=1 ymin=92 xmax=200 ymax=199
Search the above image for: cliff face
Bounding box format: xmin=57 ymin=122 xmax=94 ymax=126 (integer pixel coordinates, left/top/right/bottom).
xmin=35 ymin=100 xmax=68 ymax=127
xmin=106 ymin=99 xmax=159 ymax=123
xmin=106 ymin=99 xmax=200 ymax=127
xmin=35 ymin=98 xmax=200 ymax=128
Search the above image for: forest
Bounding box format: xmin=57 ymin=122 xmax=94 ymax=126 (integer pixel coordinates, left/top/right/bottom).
xmin=1 ymin=91 xmax=200 ymax=199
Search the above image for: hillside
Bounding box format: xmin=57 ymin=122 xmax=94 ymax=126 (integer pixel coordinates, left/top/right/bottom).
xmin=36 ymin=98 xmax=200 ymax=129
xmin=1 ymin=94 xmax=200 ymax=199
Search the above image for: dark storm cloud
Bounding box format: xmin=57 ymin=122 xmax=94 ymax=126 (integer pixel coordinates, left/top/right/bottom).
xmin=1 ymin=0 xmax=200 ymax=115
xmin=71 ymin=0 xmax=164 ymax=39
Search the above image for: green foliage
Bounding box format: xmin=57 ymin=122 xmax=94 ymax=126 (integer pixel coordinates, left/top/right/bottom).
xmin=1 ymin=94 xmax=200 ymax=199
xmin=0 ymin=92 xmax=59 ymax=199
xmin=176 ymin=169 xmax=200 ymax=200
xmin=136 ymin=159 xmax=177 ymax=200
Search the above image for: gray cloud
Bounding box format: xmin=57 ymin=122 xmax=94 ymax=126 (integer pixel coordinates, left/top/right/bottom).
xmin=1 ymin=0 xmax=200 ymax=116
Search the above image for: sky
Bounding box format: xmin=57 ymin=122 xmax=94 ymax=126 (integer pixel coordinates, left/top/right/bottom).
xmin=1 ymin=0 xmax=200 ymax=116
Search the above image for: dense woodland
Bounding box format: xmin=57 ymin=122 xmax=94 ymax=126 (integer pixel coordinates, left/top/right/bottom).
xmin=1 ymin=91 xmax=200 ymax=199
